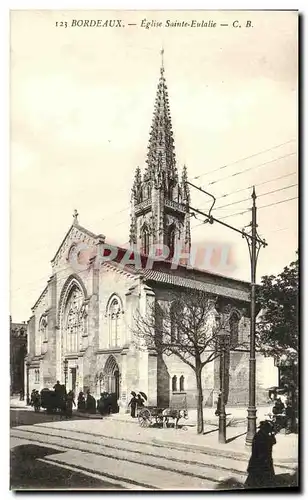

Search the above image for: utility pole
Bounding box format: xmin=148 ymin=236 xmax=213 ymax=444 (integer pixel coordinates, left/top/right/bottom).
xmin=187 ymin=181 xmax=267 ymax=445
xmin=242 ymin=187 xmax=261 ymax=446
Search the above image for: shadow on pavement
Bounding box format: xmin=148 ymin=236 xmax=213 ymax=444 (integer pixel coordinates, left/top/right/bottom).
xmin=214 ymin=468 xmax=299 ymax=491
xmin=203 ymin=428 xmax=218 ymax=436
xmin=10 ymin=444 xmax=123 ymax=490
xmin=226 ymin=431 xmax=247 ymax=444
xmin=10 ymin=408 xmax=103 ymax=428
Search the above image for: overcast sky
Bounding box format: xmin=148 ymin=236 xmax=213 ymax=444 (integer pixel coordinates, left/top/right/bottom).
xmin=10 ymin=10 xmax=298 ymax=322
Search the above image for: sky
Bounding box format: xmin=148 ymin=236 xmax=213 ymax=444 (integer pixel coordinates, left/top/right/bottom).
xmin=10 ymin=9 xmax=298 ymax=322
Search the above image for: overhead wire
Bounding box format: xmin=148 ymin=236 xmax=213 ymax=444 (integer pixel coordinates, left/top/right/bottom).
xmin=190 ymin=139 xmax=295 ymax=181
xmin=213 ymin=183 xmax=298 ymax=211
xmin=207 ymin=152 xmax=296 ymax=186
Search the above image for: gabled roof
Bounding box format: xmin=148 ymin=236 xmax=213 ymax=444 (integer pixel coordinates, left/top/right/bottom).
xmin=50 ymin=223 xmax=102 ymax=264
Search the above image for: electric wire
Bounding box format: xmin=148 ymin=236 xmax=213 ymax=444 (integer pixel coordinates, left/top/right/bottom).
xmin=190 ymin=139 xmax=295 ymax=181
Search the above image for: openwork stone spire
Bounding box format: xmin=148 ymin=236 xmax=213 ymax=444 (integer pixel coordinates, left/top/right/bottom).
xmin=129 ymin=52 xmax=191 ymax=257
xmin=145 ymin=49 xmax=178 ymax=187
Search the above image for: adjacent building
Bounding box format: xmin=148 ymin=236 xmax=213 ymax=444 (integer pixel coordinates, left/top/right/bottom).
xmin=10 ymin=317 xmax=27 ymax=396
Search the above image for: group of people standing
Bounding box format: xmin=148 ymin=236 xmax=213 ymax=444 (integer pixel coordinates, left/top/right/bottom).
xmin=76 ymin=390 xmax=96 ymax=413
xmin=128 ymin=391 xmax=146 ymax=418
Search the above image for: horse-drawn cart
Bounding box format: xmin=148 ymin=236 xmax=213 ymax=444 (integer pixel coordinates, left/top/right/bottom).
xmin=138 ymin=406 xmax=165 ymax=427
xmin=137 ymin=394 xmax=188 ymax=429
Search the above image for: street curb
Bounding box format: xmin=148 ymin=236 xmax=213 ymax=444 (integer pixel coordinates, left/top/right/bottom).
xmin=151 ymin=438 xmax=297 ymax=468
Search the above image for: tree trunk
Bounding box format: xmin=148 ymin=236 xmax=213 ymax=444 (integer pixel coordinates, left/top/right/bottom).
xmin=195 ymin=365 xmax=204 ymax=434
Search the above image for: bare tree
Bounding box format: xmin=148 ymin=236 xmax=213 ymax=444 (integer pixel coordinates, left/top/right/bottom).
xmin=133 ymin=288 xmax=231 ymax=434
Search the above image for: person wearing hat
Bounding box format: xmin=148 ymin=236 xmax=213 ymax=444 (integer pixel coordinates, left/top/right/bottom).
xmin=245 ymin=421 xmax=276 ymax=489
xmin=128 ymin=391 xmax=138 ymax=418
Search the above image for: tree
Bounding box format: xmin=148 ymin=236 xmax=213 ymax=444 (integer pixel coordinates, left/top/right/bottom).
xmin=256 ymin=253 xmax=299 ymax=410
xmin=133 ymin=289 xmax=232 ymax=434
xmin=256 ymin=253 xmax=298 ymax=359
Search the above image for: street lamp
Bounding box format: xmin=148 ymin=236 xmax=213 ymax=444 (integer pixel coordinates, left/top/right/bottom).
xmin=26 ymin=361 xmax=30 ymax=405
xmin=215 ymin=312 xmax=230 ymax=444
xmin=63 ymin=358 xmax=68 ymax=388
xmin=218 ymin=328 xmax=230 ymax=444
xmin=242 ymin=187 xmax=267 ymax=446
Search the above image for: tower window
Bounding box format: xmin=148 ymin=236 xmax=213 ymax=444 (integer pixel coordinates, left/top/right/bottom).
xmin=142 ymin=227 xmax=150 ymax=255
xmin=179 ymin=375 xmax=185 ymax=392
xmin=167 ymin=225 xmax=176 ymax=259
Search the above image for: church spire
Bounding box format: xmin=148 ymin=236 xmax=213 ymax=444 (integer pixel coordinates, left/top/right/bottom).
xmin=145 ymin=50 xmax=177 ymax=187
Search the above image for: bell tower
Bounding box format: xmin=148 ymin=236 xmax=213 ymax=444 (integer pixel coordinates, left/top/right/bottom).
xmin=129 ymin=50 xmax=191 ymax=258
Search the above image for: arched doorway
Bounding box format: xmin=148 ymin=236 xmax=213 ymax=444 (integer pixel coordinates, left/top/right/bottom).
xmin=104 ymin=355 xmax=120 ymax=400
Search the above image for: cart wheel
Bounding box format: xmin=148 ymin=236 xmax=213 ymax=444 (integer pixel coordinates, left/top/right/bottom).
xmin=138 ymin=408 xmax=152 ymax=427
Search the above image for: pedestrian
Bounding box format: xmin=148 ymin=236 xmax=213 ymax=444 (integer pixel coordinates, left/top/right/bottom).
xmin=53 ymin=380 xmax=62 ymax=393
xmin=245 ymin=421 xmax=276 ymax=489
xmin=215 ymin=391 xmax=222 ymax=417
xmin=137 ymin=393 xmax=145 ymax=408
xmin=33 ymin=390 xmax=41 ymax=412
xmin=30 ymin=389 xmax=36 ymax=406
xmin=86 ymin=390 xmax=96 ymax=414
xmin=66 ymin=390 xmax=76 ymax=418
xmin=77 ymin=391 xmax=86 ymax=411
xmin=128 ymin=391 xmax=138 ymax=418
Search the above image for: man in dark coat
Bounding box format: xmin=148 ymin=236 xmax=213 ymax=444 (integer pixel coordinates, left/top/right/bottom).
xmin=245 ymin=421 xmax=276 ymax=489
xmin=77 ymin=391 xmax=86 ymax=411
xmin=86 ymin=390 xmax=96 ymax=414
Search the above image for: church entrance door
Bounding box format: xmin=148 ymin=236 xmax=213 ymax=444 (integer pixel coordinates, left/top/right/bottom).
xmin=104 ymin=356 xmax=120 ymax=401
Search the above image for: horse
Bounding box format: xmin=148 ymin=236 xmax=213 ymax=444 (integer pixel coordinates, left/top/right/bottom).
xmin=161 ymin=408 xmax=188 ymax=429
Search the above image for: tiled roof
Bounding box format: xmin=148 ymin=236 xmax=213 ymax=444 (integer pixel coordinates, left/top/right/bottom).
xmin=143 ymin=269 xmax=250 ymax=302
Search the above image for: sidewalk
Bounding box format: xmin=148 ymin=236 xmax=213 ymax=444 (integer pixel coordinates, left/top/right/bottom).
xmin=110 ymin=405 xmax=274 ymax=427
xmin=10 ymin=398 xmax=298 ymax=467
xmin=107 ymin=409 xmax=297 ymax=466
xmin=10 ymin=398 xmax=31 ymax=410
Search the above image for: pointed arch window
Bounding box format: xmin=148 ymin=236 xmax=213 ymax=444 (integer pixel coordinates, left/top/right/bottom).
xmin=64 ymin=286 xmax=84 ymax=353
xmin=40 ymin=315 xmax=48 ymax=343
xmin=141 ymin=226 xmax=150 ymax=255
xmin=167 ymin=224 xmax=176 ymax=259
xmin=179 ymin=375 xmax=185 ymax=392
xmin=172 ymin=375 xmax=177 ymax=392
xmin=108 ymin=296 xmax=121 ymax=347
xmin=229 ymin=311 xmax=240 ymax=347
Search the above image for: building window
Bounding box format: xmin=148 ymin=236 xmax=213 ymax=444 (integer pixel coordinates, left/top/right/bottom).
xmin=40 ymin=316 xmax=48 ymax=343
xmin=64 ymin=286 xmax=84 ymax=353
xmin=229 ymin=311 xmax=240 ymax=347
xmin=108 ymin=296 xmax=121 ymax=347
xmin=179 ymin=375 xmax=185 ymax=392
xmin=167 ymin=224 xmax=176 ymax=259
xmin=142 ymin=227 xmax=150 ymax=255
xmin=34 ymin=369 xmax=40 ymax=383
xmin=172 ymin=375 xmax=177 ymax=392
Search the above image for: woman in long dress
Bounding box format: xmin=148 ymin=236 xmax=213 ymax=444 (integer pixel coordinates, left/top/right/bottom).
xmin=128 ymin=391 xmax=138 ymax=418
xmin=245 ymin=421 xmax=276 ymax=489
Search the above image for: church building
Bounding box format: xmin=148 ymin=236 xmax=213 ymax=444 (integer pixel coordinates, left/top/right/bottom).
xmin=26 ymin=56 xmax=277 ymax=410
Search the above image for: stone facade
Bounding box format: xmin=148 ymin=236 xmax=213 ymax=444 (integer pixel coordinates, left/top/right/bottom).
xmin=25 ymin=55 xmax=278 ymax=410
